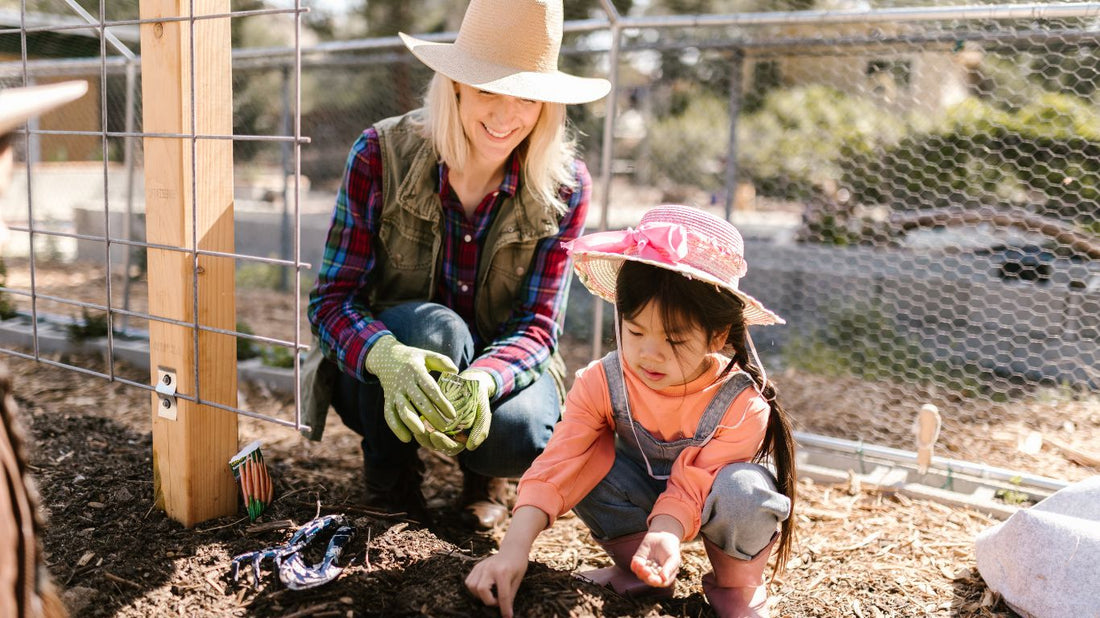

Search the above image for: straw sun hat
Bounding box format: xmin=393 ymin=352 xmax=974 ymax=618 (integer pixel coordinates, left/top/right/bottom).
xmin=398 ymin=0 xmax=611 ymax=105
xmin=0 ymin=81 xmax=88 ymax=137
xmin=567 ymin=205 xmax=785 ymax=326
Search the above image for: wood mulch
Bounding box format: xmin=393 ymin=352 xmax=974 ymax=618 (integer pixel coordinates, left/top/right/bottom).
xmin=3 ymin=260 xmax=1098 ymax=616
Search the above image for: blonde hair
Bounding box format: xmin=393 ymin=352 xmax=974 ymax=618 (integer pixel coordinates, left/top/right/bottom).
xmin=418 ymin=73 xmax=578 ymax=214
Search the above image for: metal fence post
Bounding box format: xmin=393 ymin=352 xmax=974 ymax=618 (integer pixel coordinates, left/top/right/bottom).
xmin=724 ymin=47 xmax=745 ymax=222
xmin=592 ymin=0 xmax=623 ymax=361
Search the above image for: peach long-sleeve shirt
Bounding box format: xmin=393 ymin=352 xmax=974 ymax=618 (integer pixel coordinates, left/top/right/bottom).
xmin=515 ymin=353 xmax=770 ymax=541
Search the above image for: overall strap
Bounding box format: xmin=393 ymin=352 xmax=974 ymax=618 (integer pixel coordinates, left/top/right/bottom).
xmin=693 ymin=370 xmax=757 ymax=447
xmin=600 ymin=352 xmax=626 ymax=418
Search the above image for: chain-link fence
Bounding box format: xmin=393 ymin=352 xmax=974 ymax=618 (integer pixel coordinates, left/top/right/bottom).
xmin=1 ymin=2 xmax=1098 ymax=457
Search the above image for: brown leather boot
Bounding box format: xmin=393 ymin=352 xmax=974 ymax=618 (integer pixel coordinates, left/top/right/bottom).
xmin=578 ymin=531 xmax=676 ymax=599
xmin=363 ymin=457 xmax=431 ymax=524
xmin=702 ymin=533 xmax=779 ymax=618
xmin=459 ymin=468 xmax=510 ymax=530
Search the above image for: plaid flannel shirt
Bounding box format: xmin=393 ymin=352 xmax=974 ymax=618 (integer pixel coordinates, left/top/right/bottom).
xmin=308 ymin=127 xmax=590 ymax=399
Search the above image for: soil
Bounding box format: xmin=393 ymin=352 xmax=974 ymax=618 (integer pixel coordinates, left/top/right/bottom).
xmin=4 ymin=260 xmax=1099 ymax=617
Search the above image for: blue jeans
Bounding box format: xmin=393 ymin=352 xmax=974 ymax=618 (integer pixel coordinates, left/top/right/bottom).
xmin=331 ymin=302 xmax=561 ymax=479
xmin=573 ymin=455 xmax=790 ymax=559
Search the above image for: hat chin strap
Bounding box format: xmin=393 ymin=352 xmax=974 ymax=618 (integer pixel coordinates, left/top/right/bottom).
xmin=611 ymin=306 xmax=774 ymax=481
xmin=745 ymin=330 xmax=772 ymax=402
xmin=612 ymin=305 xmax=670 ymax=481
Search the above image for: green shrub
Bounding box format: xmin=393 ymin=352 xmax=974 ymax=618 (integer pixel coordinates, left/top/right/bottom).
xmin=0 ymin=259 xmax=16 ymax=321
xmin=841 ymin=92 xmax=1100 ymax=228
xmin=236 ymin=262 xmax=284 ymax=289
xmin=783 ymin=301 xmax=982 ymax=397
xmin=738 ymin=85 xmax=907 ymax=200
xmin=237 ymin=320 xmax=259 ymax=361
xmin=67 ymin=309 xmax=110 ymax=342
xmin=648 ymin=95 xmax=730 ymax=191
xmin=261 ymin=344 xmax=295 ymax=369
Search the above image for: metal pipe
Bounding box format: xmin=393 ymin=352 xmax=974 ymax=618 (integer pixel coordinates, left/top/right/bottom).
xmin=97 ymin=0 xmax=115 ymax=381
xmin=18 ymin=2 xmax=40 ymax=361
xmin=120 ymin=60 xmax=137 ymax=335
xmin=9 ymin=11 xmax=1099 ymax=78
xmin=61 ymin=0 xmax=136 ymax=60
xmin=0 ymin=6 xmax=305 ymax=36
xmin=618 ymin=2 xmax=1100 ymax=28
xmin=591 ymin=1 xmax=622 ymax=361
xmin=279 ymin=65 xmax=292 ymax=293
xmin=723 ymin=48 xmax=744 ymax=222
xmin=794 ymin=431 xmax=1070 ymax=492
xmin=292 ymin=0 xmax=306 ymax=434
xmin=17 ymin=128 xmax=311 ymax=143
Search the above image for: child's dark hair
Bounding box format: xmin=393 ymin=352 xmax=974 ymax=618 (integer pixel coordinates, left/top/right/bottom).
xmin=616 ymin=260 xmax=797 ymax=570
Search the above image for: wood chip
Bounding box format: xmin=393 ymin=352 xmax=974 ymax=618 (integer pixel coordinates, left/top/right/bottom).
xmin=1045 ymin=435 xmax=1100 ymax=467
xmin=246 ymin=519 xmax=295 ymax=535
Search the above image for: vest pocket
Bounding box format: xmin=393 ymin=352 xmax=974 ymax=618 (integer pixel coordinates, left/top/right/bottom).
xmin=378 ymin=221 xmax=434 ymax=270
xmin=482 ymin=244 xmax=536 ymax=329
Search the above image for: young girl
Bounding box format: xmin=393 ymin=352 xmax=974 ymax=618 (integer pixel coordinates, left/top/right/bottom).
xmin=465 ymin=205 xmax=796 ymax=618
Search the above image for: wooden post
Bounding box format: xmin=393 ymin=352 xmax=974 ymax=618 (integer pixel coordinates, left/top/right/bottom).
xmin=139 ymin=0 xmax=238 ymax=527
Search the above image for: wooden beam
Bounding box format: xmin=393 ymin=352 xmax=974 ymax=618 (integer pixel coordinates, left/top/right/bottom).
xmin=139 ymin=0 xmax=238 ymax=527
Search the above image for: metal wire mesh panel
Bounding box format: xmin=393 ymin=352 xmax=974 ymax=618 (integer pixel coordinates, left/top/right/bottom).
xmin=1 ymin=2 xmax=1097 ymax=474
xmin=597 ymin=8 xmax=1099 ymax=472
xmin=0 ymin=1 xmax=311 ymax=431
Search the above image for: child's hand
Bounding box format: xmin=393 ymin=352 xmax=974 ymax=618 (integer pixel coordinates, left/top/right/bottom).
xmin=465 ymin=548 xmax=529 ymax=618
xmin=629 ymin=530 xmax=681 ymax=588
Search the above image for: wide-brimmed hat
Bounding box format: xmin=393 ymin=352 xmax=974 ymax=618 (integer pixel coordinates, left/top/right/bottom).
xmin=398 ymin=0 xmax=610 ymax=105
xmin=567 ymin=205 xmax=784 ymax=326
xmin=0 ymin=81 xmax=89 ymax=136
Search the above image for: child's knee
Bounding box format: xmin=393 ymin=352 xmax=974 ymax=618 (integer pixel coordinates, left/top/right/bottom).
xmin=700 ymin=463 xmax=790 ymax=556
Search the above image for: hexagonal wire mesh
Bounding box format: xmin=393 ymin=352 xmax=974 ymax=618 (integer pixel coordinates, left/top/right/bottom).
xmin=0 ymin=2 xmax=1097 ymax=482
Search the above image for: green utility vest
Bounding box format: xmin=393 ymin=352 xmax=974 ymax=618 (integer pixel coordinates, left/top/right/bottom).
xmin=372 ymin=110 xmax=570 ymax=399
xmin=301 ymin=110 xmax=574 ymax=441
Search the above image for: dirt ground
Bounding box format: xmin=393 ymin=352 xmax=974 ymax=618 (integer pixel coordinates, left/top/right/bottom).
xmin=4 ymin=261 xmax=1100 ymax=617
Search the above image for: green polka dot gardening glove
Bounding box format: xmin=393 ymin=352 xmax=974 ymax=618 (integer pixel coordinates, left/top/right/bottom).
xmin=364 ymin=334 xmax=464 ymax=455
xmin=456 ymin=368 xmax=494 ymax=451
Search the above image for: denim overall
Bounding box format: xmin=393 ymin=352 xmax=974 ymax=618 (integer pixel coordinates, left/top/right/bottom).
xmin=573 ymin=352 xmax=791 ymax=559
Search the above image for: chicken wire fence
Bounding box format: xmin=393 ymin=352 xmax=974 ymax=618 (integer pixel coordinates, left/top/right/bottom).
xmin=1 ymin=2 xmax=1098 ymax=444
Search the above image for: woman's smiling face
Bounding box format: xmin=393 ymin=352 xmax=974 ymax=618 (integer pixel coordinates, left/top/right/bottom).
xmin=454 ymin=82 xmax=542 ymax=166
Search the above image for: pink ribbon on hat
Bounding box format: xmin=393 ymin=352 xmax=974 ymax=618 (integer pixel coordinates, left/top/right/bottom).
xmin=566 ymin=222 xmax=689 ymax=263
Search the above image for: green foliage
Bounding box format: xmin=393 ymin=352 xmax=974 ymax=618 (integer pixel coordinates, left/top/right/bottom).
xmin=738 ymin=85 xmax=907 ymax=200
xmin=648 ymin=95 xmax=730 ymax=191
xmin=67 ymin=309 xmax=110 ymax=342
xmin=237 ymin=321 xmax=260 ymax=361
xmin=841 ymin=92 xmax=1100 ymax=228
xmin=0 ymin=259 xmax=16 ymax=321
xmin=236 ymin=262 xmax=284 ymax=290
xmin=261 ymin=344 xmax=295 ymax=369
xmin=783 ymin=301 xmax=982 ymax=397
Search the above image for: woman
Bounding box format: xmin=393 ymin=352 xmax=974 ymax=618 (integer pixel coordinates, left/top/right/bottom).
xmin=307 ymin=0 xmax=609 ymax=529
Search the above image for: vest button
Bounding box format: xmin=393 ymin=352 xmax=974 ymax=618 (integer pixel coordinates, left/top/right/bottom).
xmin=461 ymin=284 xmax=469 ymax=293
xmin=515 ymin=266 xmax=525 ymax=276
xmin=464 ymin=234 xmax=472 ymax=243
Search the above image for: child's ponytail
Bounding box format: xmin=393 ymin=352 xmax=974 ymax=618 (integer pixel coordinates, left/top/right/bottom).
xmin=727 ymin=319 xmax=797 ymax=573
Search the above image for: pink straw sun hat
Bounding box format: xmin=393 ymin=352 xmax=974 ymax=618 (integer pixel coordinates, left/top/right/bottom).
xmin=567 ymin=205 xmax=784 ymax=326
xmin=398 ymin=0 xmax=610 ymax=105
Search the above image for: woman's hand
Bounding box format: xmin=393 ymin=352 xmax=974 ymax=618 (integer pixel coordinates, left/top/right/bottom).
xmin=629 ymin=515 xmax=683 ymax=588
xmin=465 ymin=547 xmax=529 ymax=618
